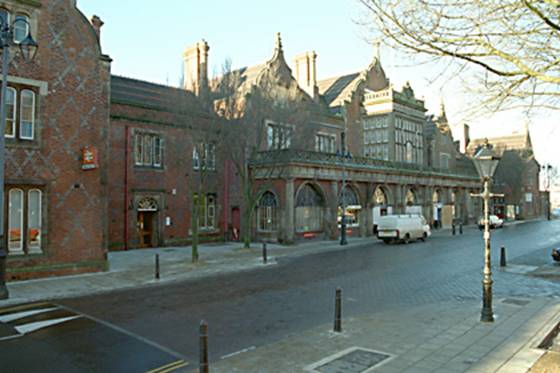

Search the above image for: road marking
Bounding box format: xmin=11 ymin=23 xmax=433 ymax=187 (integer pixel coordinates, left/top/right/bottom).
xmin=0 ymin=334 xmax=23 ymax=342
xmin=146 ymin=360 xmax=188 ymax=373
xmin=14 ymin=315 xmax=81 ymax=335
xmin=220 ymin=345 xmax=256 ymax=359
xmin=0 ymin=307 xmax=59 ymax=323
xmin=55 ymin=303 xmax=187 ymax=361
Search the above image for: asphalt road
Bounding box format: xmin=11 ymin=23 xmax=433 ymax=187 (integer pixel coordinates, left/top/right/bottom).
xmin=2 ymin=220 xmax=560 ymax=372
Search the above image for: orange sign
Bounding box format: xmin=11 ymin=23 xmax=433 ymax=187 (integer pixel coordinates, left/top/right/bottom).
xmin=82 ymin=146 xmax=98 ymax=170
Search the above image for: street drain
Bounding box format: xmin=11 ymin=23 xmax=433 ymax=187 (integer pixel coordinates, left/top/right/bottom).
xmin=305 ymin=347 xmax=394 ymax=373
xmin=502 ymin=298 xmax=531 ymax=306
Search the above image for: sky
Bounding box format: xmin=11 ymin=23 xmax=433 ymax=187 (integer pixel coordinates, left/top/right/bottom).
xmin=78 ymin=0 xmax=558 ymax=169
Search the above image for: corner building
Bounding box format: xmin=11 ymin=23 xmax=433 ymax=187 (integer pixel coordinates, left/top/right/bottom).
xmin=3 ymin=0 xmax=111 ymax=279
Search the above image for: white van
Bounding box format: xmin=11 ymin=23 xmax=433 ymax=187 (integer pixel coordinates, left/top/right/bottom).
xmin=376 ymin=214 xmax=431 ymax=244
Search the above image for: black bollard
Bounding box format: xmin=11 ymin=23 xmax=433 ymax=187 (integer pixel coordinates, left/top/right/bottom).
xmin=262 ymin=241 xmax=267 ymax=264
xmin=199 ymin=320 xmax=209 ymax=373
xmin=500 ymin=246 xmax=507 ymax=267
xmin=452 ymin=224 xmax=456 ymax=235
xmin=155 ymin=254 xmax=160 ymax=280
xmin=334 ymin=287 xmax=342 ymax=332
xmin=459 ymin=222 xmax=463 ymax=235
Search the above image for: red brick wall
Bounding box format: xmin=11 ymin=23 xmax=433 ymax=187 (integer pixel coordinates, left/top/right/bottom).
xmin=6 ymin=0 xmax=110 ymax=280
xmin=108 ymin=101 xmax=225 ymax=250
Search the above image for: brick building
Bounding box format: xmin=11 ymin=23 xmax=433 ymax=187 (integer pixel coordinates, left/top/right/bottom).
xmin=3 ymin=0 xmax=111 ymax=280
xmin=467 ymin=128 xmax=543 ymax=221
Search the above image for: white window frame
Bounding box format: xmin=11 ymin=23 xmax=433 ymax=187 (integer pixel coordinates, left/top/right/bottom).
xmin=13 ymin=14 xmax=29 ymax=44
xmin=27 ymin=188 xmax=42 ymax=252
xmin=8 ymin=188 xmax=24 ymax=254
xmin=5 ymin=87 xmax=16 ymax=138
xmin=134 ymin=132 xmax=163 ymax=167
xmin=19 ymin=89 xmax=35 ymax=140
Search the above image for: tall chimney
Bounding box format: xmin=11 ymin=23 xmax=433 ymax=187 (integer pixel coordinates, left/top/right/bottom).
xmin=90 ymin=15 xmax=104 ymax=42
xmin=183 ymin=40 xmax=209 ymax=96
xmin=293 ymin=51 xmax=318 ymax=99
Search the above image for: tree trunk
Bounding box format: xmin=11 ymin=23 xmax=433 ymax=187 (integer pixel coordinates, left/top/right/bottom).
xmin=191 ymin=192 xmax=199 ymax=263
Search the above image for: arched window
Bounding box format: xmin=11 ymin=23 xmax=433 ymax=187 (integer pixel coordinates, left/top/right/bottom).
xmin=8 ymin=189 xmax=24 ymax=253
xmin=20 ymin=89 xmax=35 ymax=140
xmin=138 ymin=197 xmax=158 ymax=211
xmin=339 ymin=186 xmax=360 ymax=227
xmin=405 ymin=141 xmax=413 ymax=163
xmin=432 ymin=190 xmax=440 ymax=203
xmin=295 ymin=184 xmax=324 ymax=232
xmin=4 ymin=87 xmax=16 ymax=138
xmin=13 ymin=14 xmax=30 ymax=43
xmin=28 ymin=189 xmax=42 ymax=251
xmin=374 ymin=186 xmax=387 ymax=205
xmin=406 ymin=189 xmax=416 ymax=206
xmin=257 ymin=191 xmax=278 ymax=232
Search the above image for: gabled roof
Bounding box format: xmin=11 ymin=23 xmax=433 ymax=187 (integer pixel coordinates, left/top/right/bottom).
xmin=317 ymin=73 xmax=360 ymax=107
xmin=466 ymin=131 xmax=533 ymax=157
xmin=111 ymin=75 xmax=201 ymax=111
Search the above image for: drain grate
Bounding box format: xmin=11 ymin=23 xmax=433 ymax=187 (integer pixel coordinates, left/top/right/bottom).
xmin=502 ymin=298 xmax=531 ymax=306
xmin=306 ymin=347 xmax=394 ymax=373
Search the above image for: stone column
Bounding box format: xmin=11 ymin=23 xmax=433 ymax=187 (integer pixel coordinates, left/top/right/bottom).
xmin=328 ymin=181 xmax=339 ymax=240
xmin=284 ymin=179 xmax=295 ymax=244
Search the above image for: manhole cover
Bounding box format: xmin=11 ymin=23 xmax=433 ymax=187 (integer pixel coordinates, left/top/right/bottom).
xmin=306 ymin=347 xmax=394 ymax=373
xmin=502 ymin=298 xmax=531 ymax=306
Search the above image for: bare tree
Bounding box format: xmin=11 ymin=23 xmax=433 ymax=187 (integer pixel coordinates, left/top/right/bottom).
xmin=359 ymin=0 xmax=560 ymax=112
xmin=214 ymin=60 xmax=314 ymax=248
xmin=170 ymin=86 xmax=218 ymax=263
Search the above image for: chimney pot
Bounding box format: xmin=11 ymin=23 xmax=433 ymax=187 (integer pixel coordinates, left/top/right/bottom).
xmin=90 ymin=15 xmax=104 ymax=42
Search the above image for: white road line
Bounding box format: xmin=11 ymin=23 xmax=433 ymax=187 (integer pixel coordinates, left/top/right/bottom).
xmin=14 ymin=315 xmax=81 ymax=335
xmin=220 ymin=345 xmax=256 ymax=359
xmin=0 ymin=307 xmax=59 ymax=323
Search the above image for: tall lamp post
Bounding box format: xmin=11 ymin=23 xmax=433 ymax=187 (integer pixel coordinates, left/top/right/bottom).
xmin=0 ymin=17 xmax=39 ymax=299
xmin=339 ymin=105 xmax=351 ymax=246
xmin=471 ymin=139 xmax=503 ymax=322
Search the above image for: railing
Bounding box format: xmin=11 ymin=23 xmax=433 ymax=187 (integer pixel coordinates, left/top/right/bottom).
xmin=250 ymin=149 xmax=479 ymax=180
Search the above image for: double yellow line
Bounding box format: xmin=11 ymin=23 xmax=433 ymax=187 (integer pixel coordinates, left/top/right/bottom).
xmin=146 ymin=359 xmax=189 ymax=373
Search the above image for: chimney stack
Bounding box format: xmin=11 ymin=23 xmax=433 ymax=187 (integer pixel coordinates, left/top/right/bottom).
xmin=183 ymin=40 xmax=209 ymax=96
xmin=293 ymin=51 xmax=318 ymax=99
xmin=90 ymin=15 xmax=104 ymax=42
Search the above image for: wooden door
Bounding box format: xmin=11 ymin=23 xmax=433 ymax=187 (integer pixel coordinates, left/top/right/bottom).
xmin=138 ymin=211 xmax=154 ymax=248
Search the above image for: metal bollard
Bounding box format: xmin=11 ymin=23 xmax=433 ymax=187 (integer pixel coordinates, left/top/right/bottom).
xmin=334 ymin=287 xmax=342 ymax=332
xmin=199 ymin=320 xmax=209 ymax=373
xmin=155 ymin=254 xmax=160 ymax=280
xmin=262 ymin=241 xmax=267 ymax=264
xmin=459 ymin=222 xmax=463 ymax=234
xmin=452 ymin=224 xmax=456 ymax=235
xmin=500 ymin=246 xmax=507 ymax=267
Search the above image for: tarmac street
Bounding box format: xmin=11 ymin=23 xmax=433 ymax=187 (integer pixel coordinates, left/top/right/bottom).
xmin=1 ymin=219 xmax=560 ymax=372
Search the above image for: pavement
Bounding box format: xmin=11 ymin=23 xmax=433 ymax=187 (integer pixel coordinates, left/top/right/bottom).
xmin=1 ymin=219 xmax=559 ymax=372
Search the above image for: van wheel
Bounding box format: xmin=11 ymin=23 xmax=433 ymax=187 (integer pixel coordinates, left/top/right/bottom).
xmin=420 ymin=232 xmax=427 ymax=242
xmin=403 ymin=234 xmax=410 ymax=244
xmin=382 ymin=239 xmax=390 ymax=244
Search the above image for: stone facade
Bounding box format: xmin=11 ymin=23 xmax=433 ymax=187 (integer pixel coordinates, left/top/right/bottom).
xmin=3 ymin=0 xmax=111 ymax=279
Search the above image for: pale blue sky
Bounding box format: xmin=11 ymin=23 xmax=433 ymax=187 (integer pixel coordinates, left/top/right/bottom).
xmin=77 ymin=0 xmax=558 ymax=168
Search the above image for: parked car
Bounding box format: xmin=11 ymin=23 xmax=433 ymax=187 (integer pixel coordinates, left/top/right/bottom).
xmin=376 ymin=214 xmax=431 ymax=244
xmin=477 ymin=215 xmax=504 ymax=229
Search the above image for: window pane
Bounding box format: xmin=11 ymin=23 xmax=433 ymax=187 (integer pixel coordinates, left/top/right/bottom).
xmin=143 ymin=135 xmax=152 ymax=165
xmin=20 ymin=90 xmax=35 ymax=139
xmin=8 ymin=189 xmax=23 ymax=253
xmin=193 ymin=147 xmax=199 ymax=169
xmin=5 ymin=87 xmax=16 ymax=137
xmin=135 ymin=134 xmax=143 ymax=165
xmin=0 ymin=10 xmax=9 ymax=28
xmin=28 ymin=189 xmax=42 ymax=252
xmin=207 ymin=195 xmax=215 ymax=228
xmin=14 ymin=15 xmax=29 ymax=43
xmin=153 ymin=136 xmax=162 ymax=166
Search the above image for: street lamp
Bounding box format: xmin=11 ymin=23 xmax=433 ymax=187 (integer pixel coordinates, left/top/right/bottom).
xmin=471 ymin=139 xmax=503 ymax=322
xmin=339 ymin=105 xmax=352 ymax=246
xmin=0 ymin=17 xmax=38 ymax=300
